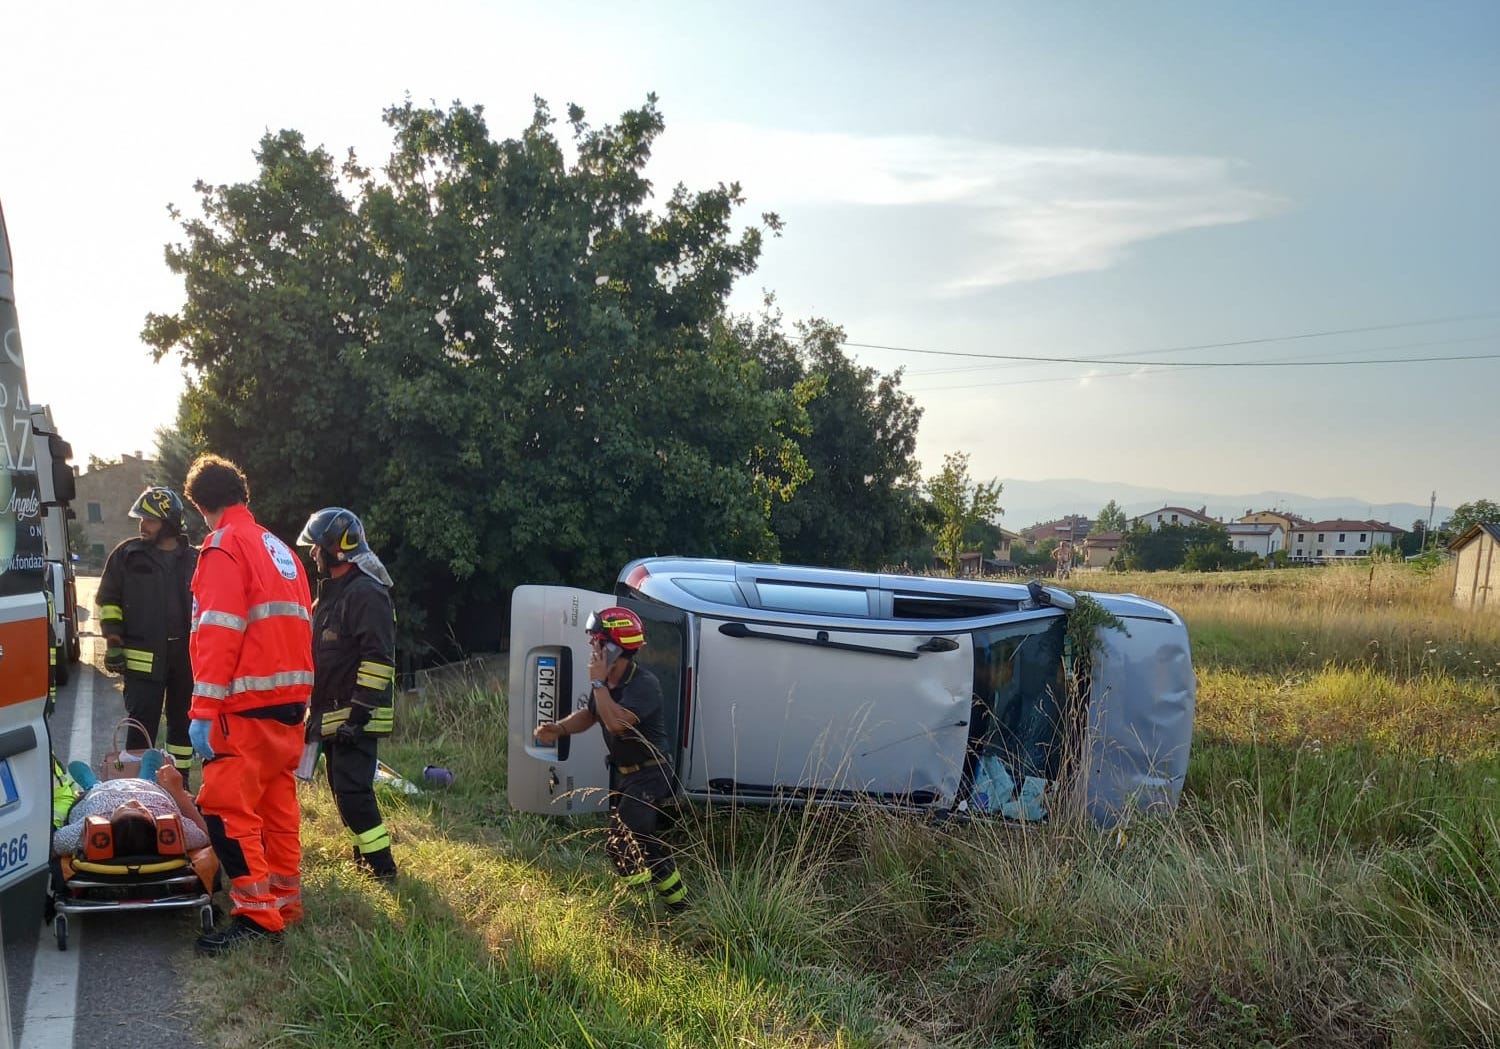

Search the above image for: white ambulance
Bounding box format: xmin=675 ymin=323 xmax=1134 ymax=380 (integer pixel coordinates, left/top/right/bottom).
xmin=0 ymin=200 xmax=72 ymax=941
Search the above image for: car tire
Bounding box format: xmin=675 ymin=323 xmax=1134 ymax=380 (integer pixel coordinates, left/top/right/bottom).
xmin=53 ymin=646 xmax=69 ymax=687
xmin=68 ymin=633 xmax=81 ymax=664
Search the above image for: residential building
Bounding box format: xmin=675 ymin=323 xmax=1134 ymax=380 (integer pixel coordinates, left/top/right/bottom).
xmin=1237 ymin=509 xmax=1312 ymax=536
xmin=73 ymin=453 xmax=155 ymax=567
xmin=1450 ymin=523 xmax=1499 ymax=612
xmin=1130 ymin=505 xmax=1216 ymax=531
xmin=1287 ymin=520 xmax=1403 ymax=564
xmin=1026 ymin=515 xmax=1092 ymax=546
xmin=1226 ymin=522 xmax=1284 ymax=558
xmin=1082 ymin=530 xmax=1122 ymax=568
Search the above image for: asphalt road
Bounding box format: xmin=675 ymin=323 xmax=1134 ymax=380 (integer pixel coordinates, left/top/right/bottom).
xmin=3 ymin=575 xmax=209 ymax=1049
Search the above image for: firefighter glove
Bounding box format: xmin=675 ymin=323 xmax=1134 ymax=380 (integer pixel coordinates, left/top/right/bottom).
xmin=189 ymin=718 xmax=215 ymax=761
xmin=334 ymin=721 xmax=364 ymax=746
xmin=104 ymin=646 xmax=126 ymax=674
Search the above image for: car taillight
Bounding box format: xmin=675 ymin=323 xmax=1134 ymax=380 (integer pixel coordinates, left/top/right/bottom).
xmin=625 ymin=564 xmax=650 ymax=591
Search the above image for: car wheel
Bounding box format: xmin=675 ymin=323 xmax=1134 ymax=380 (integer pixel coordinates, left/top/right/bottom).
xmin=53 ymin=646 xmax=69 ymax=687
xmin=68 ymin=633 xmax=81 ymax=664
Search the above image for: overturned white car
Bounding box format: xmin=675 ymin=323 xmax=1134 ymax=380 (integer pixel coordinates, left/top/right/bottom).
xmin=507 ymin=558 xmax=1195 ymax=827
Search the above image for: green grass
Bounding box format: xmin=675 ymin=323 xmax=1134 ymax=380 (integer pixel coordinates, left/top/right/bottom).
xmin=183 ymin=563 xmax=1500 ymax=1048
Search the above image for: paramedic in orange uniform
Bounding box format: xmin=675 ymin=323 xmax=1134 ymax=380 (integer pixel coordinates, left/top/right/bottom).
xmin=183 ymin=454 xmax=314 ymax=955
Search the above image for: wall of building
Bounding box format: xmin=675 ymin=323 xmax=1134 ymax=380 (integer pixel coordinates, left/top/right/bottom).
xmin=1453 ymin=534 xmax=1496 ymax=611
xmin=73 ymin=454 xmax=155 ymax=567
xmin=1288 ymin=526 xmax=1394 ymax=562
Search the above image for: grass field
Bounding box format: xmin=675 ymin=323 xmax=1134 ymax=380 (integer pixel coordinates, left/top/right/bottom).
xmin=186 ymin=563 xmax=1500 ymax=1048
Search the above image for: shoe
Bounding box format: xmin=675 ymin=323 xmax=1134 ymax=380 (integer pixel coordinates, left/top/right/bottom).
xmin=67 ymin=761 xmax=99 ymax=791
xmin=138 ymin=748 xmax=164 ymax=782
xmin=195 ymin=915 xmax=282 ymax=956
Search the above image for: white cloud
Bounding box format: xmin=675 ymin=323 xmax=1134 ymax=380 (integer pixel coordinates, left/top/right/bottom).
xmin=653 ymin=125 xmax=1284 ymax=293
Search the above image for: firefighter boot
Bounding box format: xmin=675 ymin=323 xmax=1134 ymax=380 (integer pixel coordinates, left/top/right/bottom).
xmin=361 ymin=846 xmax=398 ymax=886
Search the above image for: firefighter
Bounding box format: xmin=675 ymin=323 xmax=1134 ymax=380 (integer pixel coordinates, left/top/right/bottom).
xmin=297 ymin=506 xmax=399 ymax=884
xmin=184 ymin=455 xmax=314 ymax=955
xmin=534 ymin=607 xmax=687 ymax=913
xmin=96 ymin=487 xmax=198 ymax=782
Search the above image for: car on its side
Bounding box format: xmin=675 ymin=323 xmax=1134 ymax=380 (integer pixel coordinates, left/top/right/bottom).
xmin=506 ymin=557 xmax=1196 ymax=827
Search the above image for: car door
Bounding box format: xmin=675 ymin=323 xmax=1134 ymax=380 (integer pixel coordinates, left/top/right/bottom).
xmin=686 ymin=618 xmax=976 ymax=807
xmin=506 ymin=586 xmax=689 ymax=815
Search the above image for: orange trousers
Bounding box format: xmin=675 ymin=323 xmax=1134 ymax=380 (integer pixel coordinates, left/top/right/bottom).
xmin=196 ymin=713 xmax=304 ymax=932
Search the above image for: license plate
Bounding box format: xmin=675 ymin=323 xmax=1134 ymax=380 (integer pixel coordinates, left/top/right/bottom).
xmin=0 ymin=758 xmax=20 ymax=813
xmin=534 ymin=655 xmax=559 ymax=748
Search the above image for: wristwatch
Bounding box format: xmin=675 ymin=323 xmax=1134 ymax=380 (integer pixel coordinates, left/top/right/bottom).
xmin=590 ymin=679 xmax=607 ymax=690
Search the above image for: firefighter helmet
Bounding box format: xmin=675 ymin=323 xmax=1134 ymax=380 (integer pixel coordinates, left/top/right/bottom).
xmin=297 ymin=507 xmax=371 ymax=563
xmin=585 ymin=606 xmax=646 ymax=651
xmin=128 ymin=487 xmax=186 ymax=536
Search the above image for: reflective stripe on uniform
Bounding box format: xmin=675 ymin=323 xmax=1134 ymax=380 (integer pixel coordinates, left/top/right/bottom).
xmin=351 ymin=823 xmax=391 ymax=854
xmin=197 ymin=610 xmax=247 ymax=632
xmin=654 ymin=870 xmax=687 ymax=904
xmin=355 ymin=660 xmax=396 ymax=691
xmin=618 ymin=869 xmax=652 ymax=886
xmin=229 ymin=671 xmax=315 ymax=695
xmin=270 ymin=872 xmax=302 ymax=908
xmin=124 ymin=648 xmax=154 ymax=673
xmin=98 ymin=604 xmax=124 ymax=623
xmin=166 ymin=743 xmax=195 ymax=769
xmin=193 ymin=681 xmax=229 ymax=700
xmin=321 ymin=705 xmax=393 ymax=736
xmin=248 ymin=602 xmax=312 ymax=623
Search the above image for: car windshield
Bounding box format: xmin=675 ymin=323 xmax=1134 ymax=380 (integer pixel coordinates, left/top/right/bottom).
xmin=966 ymin=618 xmax=1070 ymax=803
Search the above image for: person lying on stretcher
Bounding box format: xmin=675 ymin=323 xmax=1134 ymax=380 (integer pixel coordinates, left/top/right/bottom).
xmin=52 ymin=749 xmax=210 ymax=858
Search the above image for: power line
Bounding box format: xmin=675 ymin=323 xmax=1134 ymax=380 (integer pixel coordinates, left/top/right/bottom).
xmin=907 ymin=344 xmax=1500 ymax=393
xmin=842 ymin=310 xmax=1500 ymax=367
xmin=906 ymin=332 xmax=1500 ymax=379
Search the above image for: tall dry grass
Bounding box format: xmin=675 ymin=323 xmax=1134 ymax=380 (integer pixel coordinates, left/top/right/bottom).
xmin=183 ymin=562 xmax=1500 ymax=1048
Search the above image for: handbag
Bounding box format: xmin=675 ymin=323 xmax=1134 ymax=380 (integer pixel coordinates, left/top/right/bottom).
xmin=101 ymin=718 xmax=153 ymax=781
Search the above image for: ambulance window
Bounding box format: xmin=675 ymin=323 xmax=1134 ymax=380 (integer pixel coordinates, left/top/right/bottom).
xmin=755 ymin=582 xmax=870 ymax=616
xmin=675 ymin=578 xmax=747 ymax=606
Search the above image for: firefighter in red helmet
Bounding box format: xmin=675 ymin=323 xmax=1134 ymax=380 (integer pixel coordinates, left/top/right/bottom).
xmin=534 ymin=606 xmax=686 ymax=912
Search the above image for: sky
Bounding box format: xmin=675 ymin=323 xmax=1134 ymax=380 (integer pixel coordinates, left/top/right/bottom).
xmin=2 ymin=1 xmax=1497 ymax=511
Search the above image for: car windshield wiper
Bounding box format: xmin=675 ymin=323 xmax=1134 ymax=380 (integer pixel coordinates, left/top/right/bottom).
xmin=717 ymin=621 xmax=929 ymax=659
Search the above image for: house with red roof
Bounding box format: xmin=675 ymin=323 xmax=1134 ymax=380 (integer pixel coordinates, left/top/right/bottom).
xmin=1287 ymin=520 xmax=1403 ymax=563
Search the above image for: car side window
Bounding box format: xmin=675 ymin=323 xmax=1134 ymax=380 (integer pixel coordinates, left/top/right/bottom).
xmin=752 ymin=581 xmax=870 ymax=617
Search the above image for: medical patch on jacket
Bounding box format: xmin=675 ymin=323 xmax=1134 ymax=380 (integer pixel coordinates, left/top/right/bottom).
xmin=264 ymin=532 xmax=300 ymax=580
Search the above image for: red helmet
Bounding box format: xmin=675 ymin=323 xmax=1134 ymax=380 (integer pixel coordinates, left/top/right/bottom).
xmin=585 ymin=606 xmax=646 ymax=651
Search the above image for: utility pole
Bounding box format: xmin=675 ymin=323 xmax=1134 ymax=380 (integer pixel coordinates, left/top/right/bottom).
xmin=1423 ymin=490 xmax=1436 ymax=552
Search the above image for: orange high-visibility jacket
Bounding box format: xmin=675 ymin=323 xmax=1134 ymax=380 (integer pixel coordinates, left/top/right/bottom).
xmin=189 ymin=505 xmax=314 ymax=718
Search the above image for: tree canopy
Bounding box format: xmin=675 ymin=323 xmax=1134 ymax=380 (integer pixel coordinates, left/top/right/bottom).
xmin=1447 ymin=499 xmax=1500 ymax=536
xmin=143 ymin=97 xmax=927 ymax=655
xmin=1095 ymin=499 xmax=1126 ymax=533
xmin=925 ymin=452 xmax=1003 ymax=576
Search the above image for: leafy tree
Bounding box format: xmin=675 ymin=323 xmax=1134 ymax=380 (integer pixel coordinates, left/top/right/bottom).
xmin=144 ymin=96 xmax=828 ymax=656
xmin=753 ymin=313 xmax=926 ymax=569
xmin=1095 ymin=499 xmax=1126 ymax=533
xmin=1447 ymin=499 xmax=1500 ymax=535
xmin=1119 ymin=522 xmax=1228 ymax=571
xmin=926 ymin=452 xmax=1003 ymax=577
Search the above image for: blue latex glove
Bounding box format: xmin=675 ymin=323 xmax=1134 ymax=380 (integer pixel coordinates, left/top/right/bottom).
xmin=189 ymin=718 xmax=215 ymax=761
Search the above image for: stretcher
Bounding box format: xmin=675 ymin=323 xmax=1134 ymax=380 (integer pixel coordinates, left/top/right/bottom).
xmin=49 ymin=827 xmax=220 ymax=951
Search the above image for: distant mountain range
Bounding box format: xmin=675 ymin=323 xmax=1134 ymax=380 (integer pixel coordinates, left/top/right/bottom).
xmin=995 ymin=478 xmax=1450 ymax=533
